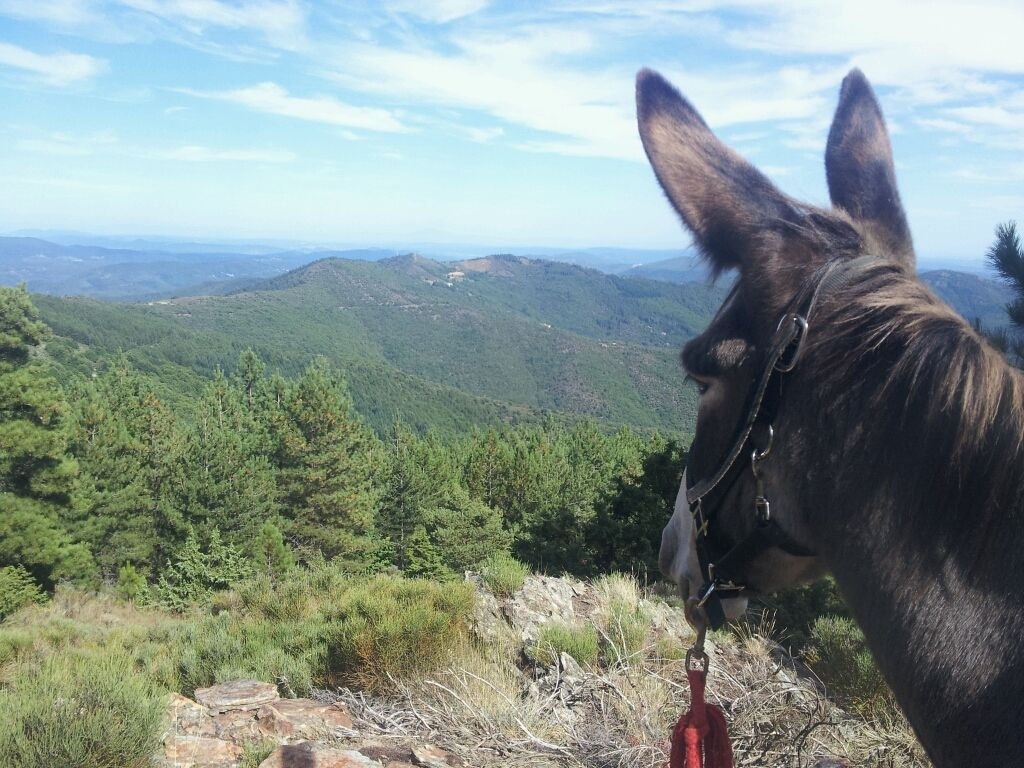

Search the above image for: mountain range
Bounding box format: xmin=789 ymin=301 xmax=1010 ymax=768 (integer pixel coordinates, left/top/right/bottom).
xmin=7 ymin=235 xmax=1013 ymax=436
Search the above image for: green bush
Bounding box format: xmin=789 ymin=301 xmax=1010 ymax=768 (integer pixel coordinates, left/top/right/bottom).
xmin=0 ymin=565 xmax=46 ymax=620
xmin=480 ymin=551 xmax=529 ymax=598
xmin=528 ymin=622 xmax=599 ymax=668
xmin=0 ymin=650 xmax=164 ymax=768
xmin=160 ymin=566 xmax=475 ymax=696
xmin=805 ymin=615 xmax=892 ymax=715
xmin=326 ymin=574 xmax=475 ymax=690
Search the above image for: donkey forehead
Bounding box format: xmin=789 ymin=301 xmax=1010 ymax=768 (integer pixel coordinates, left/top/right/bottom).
xmin=681 ymin=289 xmax=757 ymax=375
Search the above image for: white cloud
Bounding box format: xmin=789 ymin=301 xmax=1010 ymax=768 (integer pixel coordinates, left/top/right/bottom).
xmin=0 ymin=41 xmax=105 ymax=85
xmin=0 ymin=0 xmax=94 ymax=26
xmin=183 ymin=81 xmax=409 ymax=133
xmin=117 ymin=0 xmax=307 ymax=47
xmin=159 ymin=144 xmax=295 ymax=162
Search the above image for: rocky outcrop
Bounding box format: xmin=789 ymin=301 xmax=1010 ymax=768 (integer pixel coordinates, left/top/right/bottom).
xmin=159 ymin=677 xmax=461 ymax=768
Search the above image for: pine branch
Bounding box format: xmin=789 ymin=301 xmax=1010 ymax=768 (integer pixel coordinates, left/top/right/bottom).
xmin=987 ymin=221 xmax=1024 ymax=292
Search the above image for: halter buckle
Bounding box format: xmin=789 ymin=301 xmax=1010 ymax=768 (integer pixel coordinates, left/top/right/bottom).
xmin=692 ymin=499 xmax=709 ymax=538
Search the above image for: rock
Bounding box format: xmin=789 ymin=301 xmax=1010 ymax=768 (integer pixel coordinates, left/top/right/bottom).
xmin=212 ymin=709 xmax=262 ymax=742
xmin=257 ymin=698 xmax=355 ymax=738
xmin=411 ymin=744 xmax=450 ymax=767
xmin=259 ymin=741 xmax=382 ymax=768
xmin=195 ymin=680 xmax=279 ymax=712
xmin=558 ymin=651 xmax=583 ymax=678
xmin=161 ymin=734 xmax=243 ymax=768
xmin=166 ymin=692 xmax=216 ymax=737
xmin=356 ymin=744 xmax=412 ymax=763
xmin=507 ymin=575 xmax=586 ymax=643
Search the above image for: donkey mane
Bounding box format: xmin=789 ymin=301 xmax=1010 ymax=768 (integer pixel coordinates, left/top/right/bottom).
xmin=808 ymin=260 xmax=1024 ymax=573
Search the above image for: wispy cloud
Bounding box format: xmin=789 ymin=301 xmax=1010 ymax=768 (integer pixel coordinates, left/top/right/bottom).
xmin=182 ymin=81 xmax=409 ymax=133
xmin=0 ymin=41 xmax=105 ymax=85
xmin=158 ymin=144 xmax=295 ymax=162
xmin=118 ymin=0 xmax=308 ymax=49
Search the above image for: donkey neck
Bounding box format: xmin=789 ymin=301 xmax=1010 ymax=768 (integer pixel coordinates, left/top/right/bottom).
xmin=796 ymin=266 xmax=1024 ymax=766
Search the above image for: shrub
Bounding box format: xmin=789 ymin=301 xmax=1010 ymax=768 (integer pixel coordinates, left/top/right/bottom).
xmin=805 ymin=615 xmax=892 ymax=715
xmin=528 ymin=622 xmax=599 ymax=668
xmin=0 ymin=649 xmax=164 ymax=768
xmin=161 ymin=567 xmax=475 ymax=696
xmin=480 ymin=552 xmax=529 ymax=598
xmin=0 ymin=565 xmax=46 ymax=620
xmin=327 ymin=575 xmax=475 ymax=690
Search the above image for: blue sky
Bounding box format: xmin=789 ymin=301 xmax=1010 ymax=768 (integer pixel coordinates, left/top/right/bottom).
xmin=1 ymin=1 xmax=1022 ymax=261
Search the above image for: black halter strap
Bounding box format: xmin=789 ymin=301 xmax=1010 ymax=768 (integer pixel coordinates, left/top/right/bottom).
xmin=686 ymin=256 xmax=876 ymax=629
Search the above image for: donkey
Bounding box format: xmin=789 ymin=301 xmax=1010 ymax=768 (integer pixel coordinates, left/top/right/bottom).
xmin=641 ymin=68 xmax=1024 ymax=767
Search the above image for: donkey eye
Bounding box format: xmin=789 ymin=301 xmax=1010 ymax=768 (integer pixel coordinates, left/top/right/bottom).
xmin=685 ymin=374 xmax=710 ymax=396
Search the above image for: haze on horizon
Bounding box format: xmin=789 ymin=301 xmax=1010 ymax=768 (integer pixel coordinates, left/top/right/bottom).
xmin=1 ymin=1 xmax=1023 ymax=261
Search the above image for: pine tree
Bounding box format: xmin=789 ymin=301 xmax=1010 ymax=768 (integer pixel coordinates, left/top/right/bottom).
xmin=67 ymin=357 xmax=183 ymax=576
xmin=985 ymin=221 xmax=1024 ymax=364
xmin=177 ymin=368 xmax=277 ymax=546
xmin=272 ymin=358 xmax=382 ymax=566
xmin=988 ymin=221 xmax=1024 ymax=328
xmin=0 ymin=285 xmax=92 ymax=588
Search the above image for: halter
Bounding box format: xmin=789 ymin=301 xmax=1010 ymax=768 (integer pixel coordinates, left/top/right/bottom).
xmin=686 ymin=255 xmax=877 ymax=629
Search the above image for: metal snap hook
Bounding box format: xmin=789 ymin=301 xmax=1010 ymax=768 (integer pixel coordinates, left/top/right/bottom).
xmin=751 ymin=423 xmax=774 ymax=466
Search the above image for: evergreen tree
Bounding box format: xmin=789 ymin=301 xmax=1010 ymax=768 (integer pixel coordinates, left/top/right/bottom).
xmin=588 ymin=433 xmax=685 ymax=576
xmin=0 ymin=285 xmax=92 ymax=588
xmin=177 ymin=368 xmax=277 ymax=546
xmin=988 ymin=221 xmax=1024 ymax=328
xmin=67 ymin=357 xmax=183 ymax=576
xmin=378 ymin=422 xmax=468 ymax=572
xmin=272 ymin=358 xmax=381 ymax=566
xmin=985 ymin=221 xmax=1024 ymax=364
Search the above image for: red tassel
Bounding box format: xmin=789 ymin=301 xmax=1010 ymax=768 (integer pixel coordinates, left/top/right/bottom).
xmin=669 ymin=668 xmax=734 ymax=768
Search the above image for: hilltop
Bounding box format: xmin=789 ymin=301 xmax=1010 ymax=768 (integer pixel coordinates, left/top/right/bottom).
xmin=34 ymin=253 xmax=727 ymax=434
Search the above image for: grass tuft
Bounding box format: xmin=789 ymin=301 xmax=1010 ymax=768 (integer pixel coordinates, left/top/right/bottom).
xmin=479 ymin=552 xmax=529 ymax=598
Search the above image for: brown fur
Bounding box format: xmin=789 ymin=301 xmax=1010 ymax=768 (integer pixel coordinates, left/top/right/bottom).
xmin=638 ymin=66 xmax=1024 ymax=767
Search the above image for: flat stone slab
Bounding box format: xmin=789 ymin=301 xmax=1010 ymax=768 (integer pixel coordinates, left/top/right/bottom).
xmin=195 ymin=679 xmax=279 ymax=712
xmin=259 ymin=741 xmax=382 ymax=768
xmin=162 ymin=734 xmax=243 ymax=768
xmin=257 ymin=698 xmax=355 ymax=738
xmin=166 ymin=692 xmax=216 ymax=738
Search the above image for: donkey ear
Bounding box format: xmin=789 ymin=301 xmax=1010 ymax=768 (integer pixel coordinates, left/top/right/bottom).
xmin=636 ymin=69 xmax=793 ymax=274
xmin=826 ymin=69 xmax=914 ymax=268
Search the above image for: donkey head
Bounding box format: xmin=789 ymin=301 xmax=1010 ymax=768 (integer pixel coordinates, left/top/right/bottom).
xmin=641 ymin=69 xmax=914 ymax=619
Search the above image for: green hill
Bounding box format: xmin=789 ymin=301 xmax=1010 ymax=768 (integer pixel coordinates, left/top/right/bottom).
xmin=35 ymin=255 xmax=726 ymax=434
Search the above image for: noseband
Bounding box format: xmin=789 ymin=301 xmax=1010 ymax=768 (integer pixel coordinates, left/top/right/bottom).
xmin=686 ymin=255 xmax=876 ymax=629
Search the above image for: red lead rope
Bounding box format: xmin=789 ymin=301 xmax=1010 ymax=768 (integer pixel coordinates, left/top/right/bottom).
xmin=668 ymin=665 xmax=734 ymax=768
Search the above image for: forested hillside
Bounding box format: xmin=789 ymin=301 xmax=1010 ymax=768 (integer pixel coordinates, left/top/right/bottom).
xmin=2 ymin=284 xmax=686 ymax=600
xmin=33 ymin=254 xmax=726 ymax=433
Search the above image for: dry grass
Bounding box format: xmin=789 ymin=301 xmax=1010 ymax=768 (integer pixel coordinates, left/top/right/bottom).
xmin=322 ymin=611 xmax=930 ymax=768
